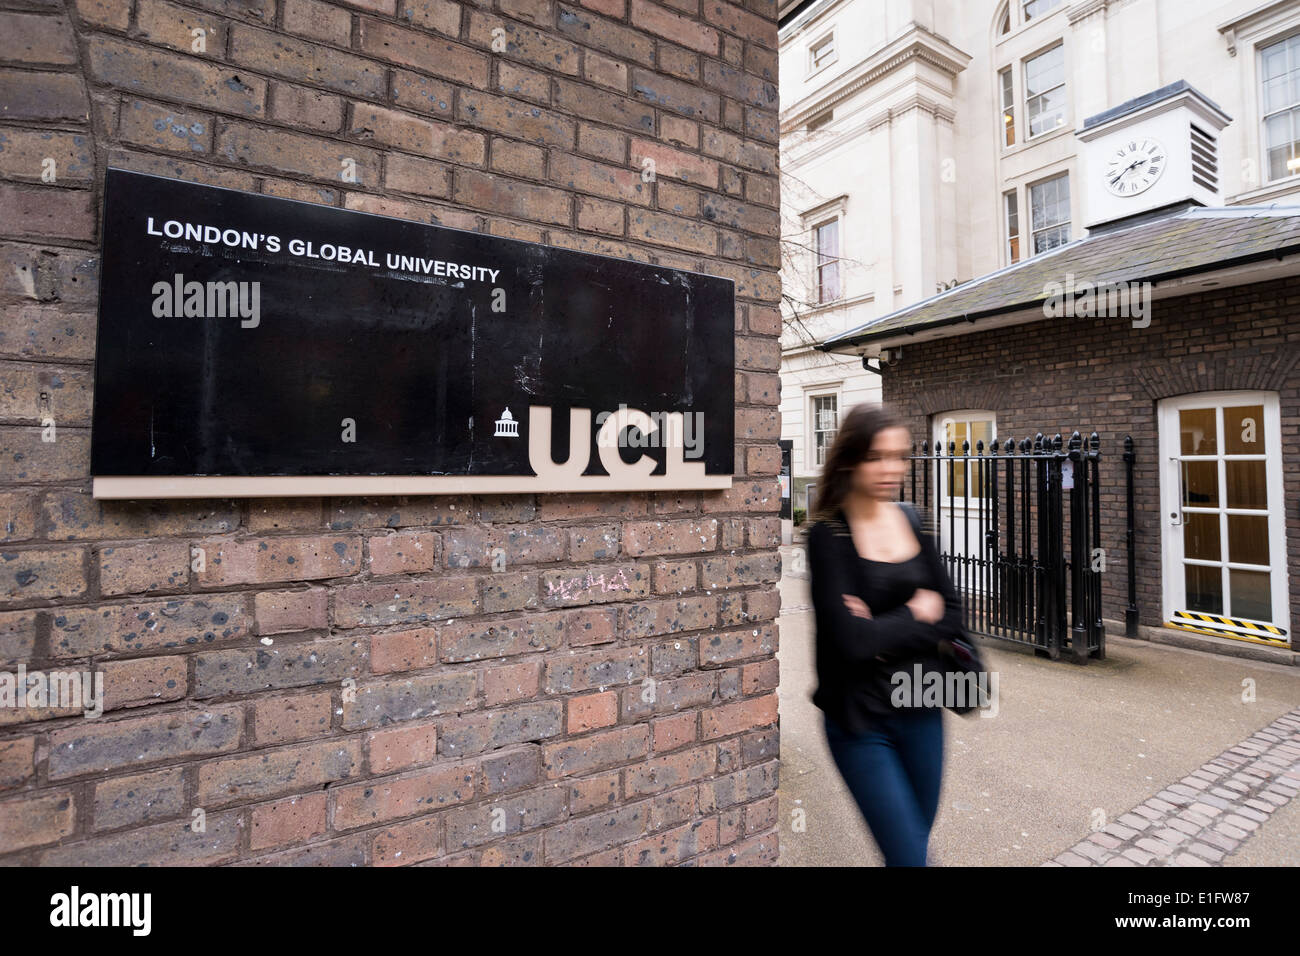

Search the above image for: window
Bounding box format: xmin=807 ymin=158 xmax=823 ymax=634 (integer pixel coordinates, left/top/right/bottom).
xmin=999 ymin=67 xmax=1016 ymax=146
xmin=812 ymin=395 xmax=838 ymax=467
xmin=999 ymin=5 xmax=1011 ymax=35
xmin=1261 ymin=34 xmax=1300 ymax=181
xmin=1025 ymin=44 xmax=1066 ymax=137
xmin=1029 ymin=174 xmax=1070 ymax=254
xmin=809 ymin=32 xmax=836 ymax=73
xmin=1004 ymin=191 xmax=1021 ymax=264
xmin=936 ymin=414 xmax=997 ymax=499
xmin=814 ymin=218 xmax=841 ymax=303
xmin=1023 ymin=0 xmax=1061 ymax=21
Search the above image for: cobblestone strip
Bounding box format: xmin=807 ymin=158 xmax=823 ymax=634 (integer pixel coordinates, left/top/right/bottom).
xmin=1042 ymin=708 xmax=1300 ymax=867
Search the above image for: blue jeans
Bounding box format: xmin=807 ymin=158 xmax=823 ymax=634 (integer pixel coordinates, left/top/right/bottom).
xmin=823 ymin=709 xmax=944 ymax=866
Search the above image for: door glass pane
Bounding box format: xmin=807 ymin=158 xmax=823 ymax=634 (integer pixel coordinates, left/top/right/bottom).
xmin=1183 ymin=512 xmax=1221 ymax=561
xmin=1229 ymin=569 xmax=1272 ymax=621
xmin=1224 ymin=405 xmax=1265 ymax=454
xmin=1185 ymin=564 xmax=1222 ymax=613
xmin=1182 ymin=461 xmax=1218 ymax=506
xmin=1179 ymin=407 xmax=1217 ymax=454
xmin=1228 ymin=514 xmax=1269 ymax=565
xmin=1225 ymin=460 xmax=1267 ymax=509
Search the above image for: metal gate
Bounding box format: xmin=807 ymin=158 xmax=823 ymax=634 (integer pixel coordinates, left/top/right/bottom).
xmin=902 ymin=431 xmax=1135 ymax=664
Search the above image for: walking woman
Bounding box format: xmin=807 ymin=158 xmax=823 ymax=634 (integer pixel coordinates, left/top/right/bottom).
xmin=806 ymin=403 xmax=967 ymax=866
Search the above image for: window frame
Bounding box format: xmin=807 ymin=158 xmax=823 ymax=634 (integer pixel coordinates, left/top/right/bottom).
xmin=999 ymin=66 xmax=1017 ymax=147
xmin=1004 ymin=190 xmax=1021 ymax=265
xmin=1027 ymin=172 xmax=1071 ymax=256
xmin=933 ymin=411 xmax=998 ymax=503
xmin=807 ymin=30 xmax=837 ymax=77
xmin=813 ymin=216 xmax=842 ymax=304
xmin=1024 ymin=42 xmax=1067 ymax=139
xmin=1022 ymin=0 xmax=1062 ymax=23
xmin=1259 ymin=31 xmax=1300 ymax=184
xmin=810 ymin=392 xmax=840 ymax=469
xmin=996 ymin=0 xmax=1066 ymax=39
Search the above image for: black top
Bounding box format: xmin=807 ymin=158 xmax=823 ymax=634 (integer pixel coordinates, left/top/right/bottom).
xmin=807 ymin=503 xmax=966 ymax=736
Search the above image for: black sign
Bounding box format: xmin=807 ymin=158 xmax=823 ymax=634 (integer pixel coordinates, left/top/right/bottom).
xmin=90 ymin=170 xmax=735 ymax=497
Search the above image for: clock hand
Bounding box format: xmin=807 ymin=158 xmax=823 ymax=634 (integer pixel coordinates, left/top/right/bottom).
xmin=1110 ymin=157 xmax=1143 ymax=186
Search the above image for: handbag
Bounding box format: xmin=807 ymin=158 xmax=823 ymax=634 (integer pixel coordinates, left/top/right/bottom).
xmin=898 ymin=502 xmax=990 ymax=716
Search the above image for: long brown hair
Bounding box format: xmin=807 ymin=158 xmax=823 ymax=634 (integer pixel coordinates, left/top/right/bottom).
xmin=811 ymin=403 xmax=907 ymax=524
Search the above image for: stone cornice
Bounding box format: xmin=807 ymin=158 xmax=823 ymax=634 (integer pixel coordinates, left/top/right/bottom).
xmin=781 ymin=24 xmax=972 ymax=134
xmin=1067 ymin=0 xmax=1109 ymax=25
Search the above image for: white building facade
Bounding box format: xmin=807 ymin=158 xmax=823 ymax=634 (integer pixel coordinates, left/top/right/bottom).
xmin=778 ymin=0 xmax=1300 ymax=512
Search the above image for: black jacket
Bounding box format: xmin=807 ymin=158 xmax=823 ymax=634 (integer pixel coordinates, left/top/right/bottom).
xmin=807 ymin=502 xmax=967 ymax=735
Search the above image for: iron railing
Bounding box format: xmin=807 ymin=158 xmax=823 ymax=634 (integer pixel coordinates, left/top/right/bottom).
xmin=902 ymin=431 xmax=1133 ymax=664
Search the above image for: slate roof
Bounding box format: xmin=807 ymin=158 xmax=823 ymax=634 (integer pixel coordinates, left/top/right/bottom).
xmin=819 ymin=205 xmax=1300 ymax=352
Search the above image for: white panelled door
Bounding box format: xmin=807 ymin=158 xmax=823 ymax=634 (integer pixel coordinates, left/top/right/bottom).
xmin=932 ymin=412 xmax=996 ymax=594
xmin=1158 ymin=391 xmax=1290 ymax=646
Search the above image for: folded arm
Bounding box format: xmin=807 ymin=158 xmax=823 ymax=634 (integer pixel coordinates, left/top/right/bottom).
xmin=807 ymin=521 xmax=943 ymax=665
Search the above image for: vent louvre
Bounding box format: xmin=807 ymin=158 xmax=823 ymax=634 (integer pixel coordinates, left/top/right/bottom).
xmin=1190 ymin=122 xmax=1218 ymax=192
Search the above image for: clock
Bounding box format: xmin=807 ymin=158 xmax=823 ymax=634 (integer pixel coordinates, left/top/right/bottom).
xmin=1103 ymin=138 xmax=1166 ymax=196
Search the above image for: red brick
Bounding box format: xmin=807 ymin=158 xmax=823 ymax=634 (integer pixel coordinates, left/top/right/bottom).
xmin=0 ymin=790 xmax=75 ymax=852
xmin=466 ymin=10 xmax=581 ymax=76
xmin=700 ymin=693 xmax=777 ymax=739
xmin=283 ymin=0 xmax=351 ymax=43
xmin=368 ymin=530 xmax=438 ymax=574
xmin=400 ymin=0 xmax=461 ymax=35
xmin=367 ymin=721 xmax=439 ymax=774
xmin=97 ymin=540 xmax=189 ymax=595
xmin=557 ymin=4 xmax=654 ymax=66
xmin=217 ymin=121 xmax=380 ymax=184
xmin=136 ymin=0 xmax=228 ymax=57
xmin=194 ymin=534 xmax=360 ymax=586
xmin=197 ymin=739 xmax=362 ymax=806
xmin=250 ymin=792 xmax=328 ymax=850
xmin=542 ymin=724 xmax=648 ymax=778
xmin=86 ymin=37 xmax=265 ymax=117
xmin=483 ymin=659 xmax=542 ymax=705
xmin=269 ymin=83 xmax=345 ymax=132
xmin=0 ymin=12 xmax=78 ymax=65
xmin=630 ymin=0 xmax=718 ymax=54
xmin=332 ymin=761 xmax=477 ymax=829
xmin=255 ymin=588 xmax=328 ymax=635
xmin=0 ymin=185 xmax=93 ymax=243
xmin=0 ymin=737 xmax=36 ymax=790
xmin=231 ymin=24 xmax=386 ymax=98
xmin=0 ymin=69 xmax=89 ymax=123
xmin=567 ymin=691 xmax=618 ymax=732
xmin=358 ymin=18 xmax=490 ymax=88
xmin=371 ymin=626 xmax=439 ymax=673
xmin=623 ymin=518 xmax=717 ymax=556
xmin=652 ymin=711 xmax=696 ymax=752
xmin=550 ymin=151 xmax=650 ymax=205
xmin=0 ymin=545 xmax=87 ymax=602
xmin=454 ymin=168 xmax=571 ymax=225
xmin=254 ymin=691 xmax=333 ymax=745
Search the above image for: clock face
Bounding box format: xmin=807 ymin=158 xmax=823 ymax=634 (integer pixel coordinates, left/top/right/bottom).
xmin=1104 ymin=138 xmax=1166 ymax=196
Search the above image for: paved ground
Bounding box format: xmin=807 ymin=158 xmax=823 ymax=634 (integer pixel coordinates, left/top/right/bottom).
xmin=776 ymin=543 xmax=1300 ymax=867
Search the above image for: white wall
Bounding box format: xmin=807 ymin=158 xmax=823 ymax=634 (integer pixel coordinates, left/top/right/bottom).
xmin=777 ymin=0 xmax=1300 ymax=485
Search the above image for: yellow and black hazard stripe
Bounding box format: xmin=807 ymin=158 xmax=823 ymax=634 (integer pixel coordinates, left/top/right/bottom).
xmin=1167 ymin=610 xmax=1289 ymax=646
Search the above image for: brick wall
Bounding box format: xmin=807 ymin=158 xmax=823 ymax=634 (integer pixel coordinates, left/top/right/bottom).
xmin=0 ymin=0 xmax=783 ymax=865
xmin=880 ymin=276 xmax=1300 ymax=643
